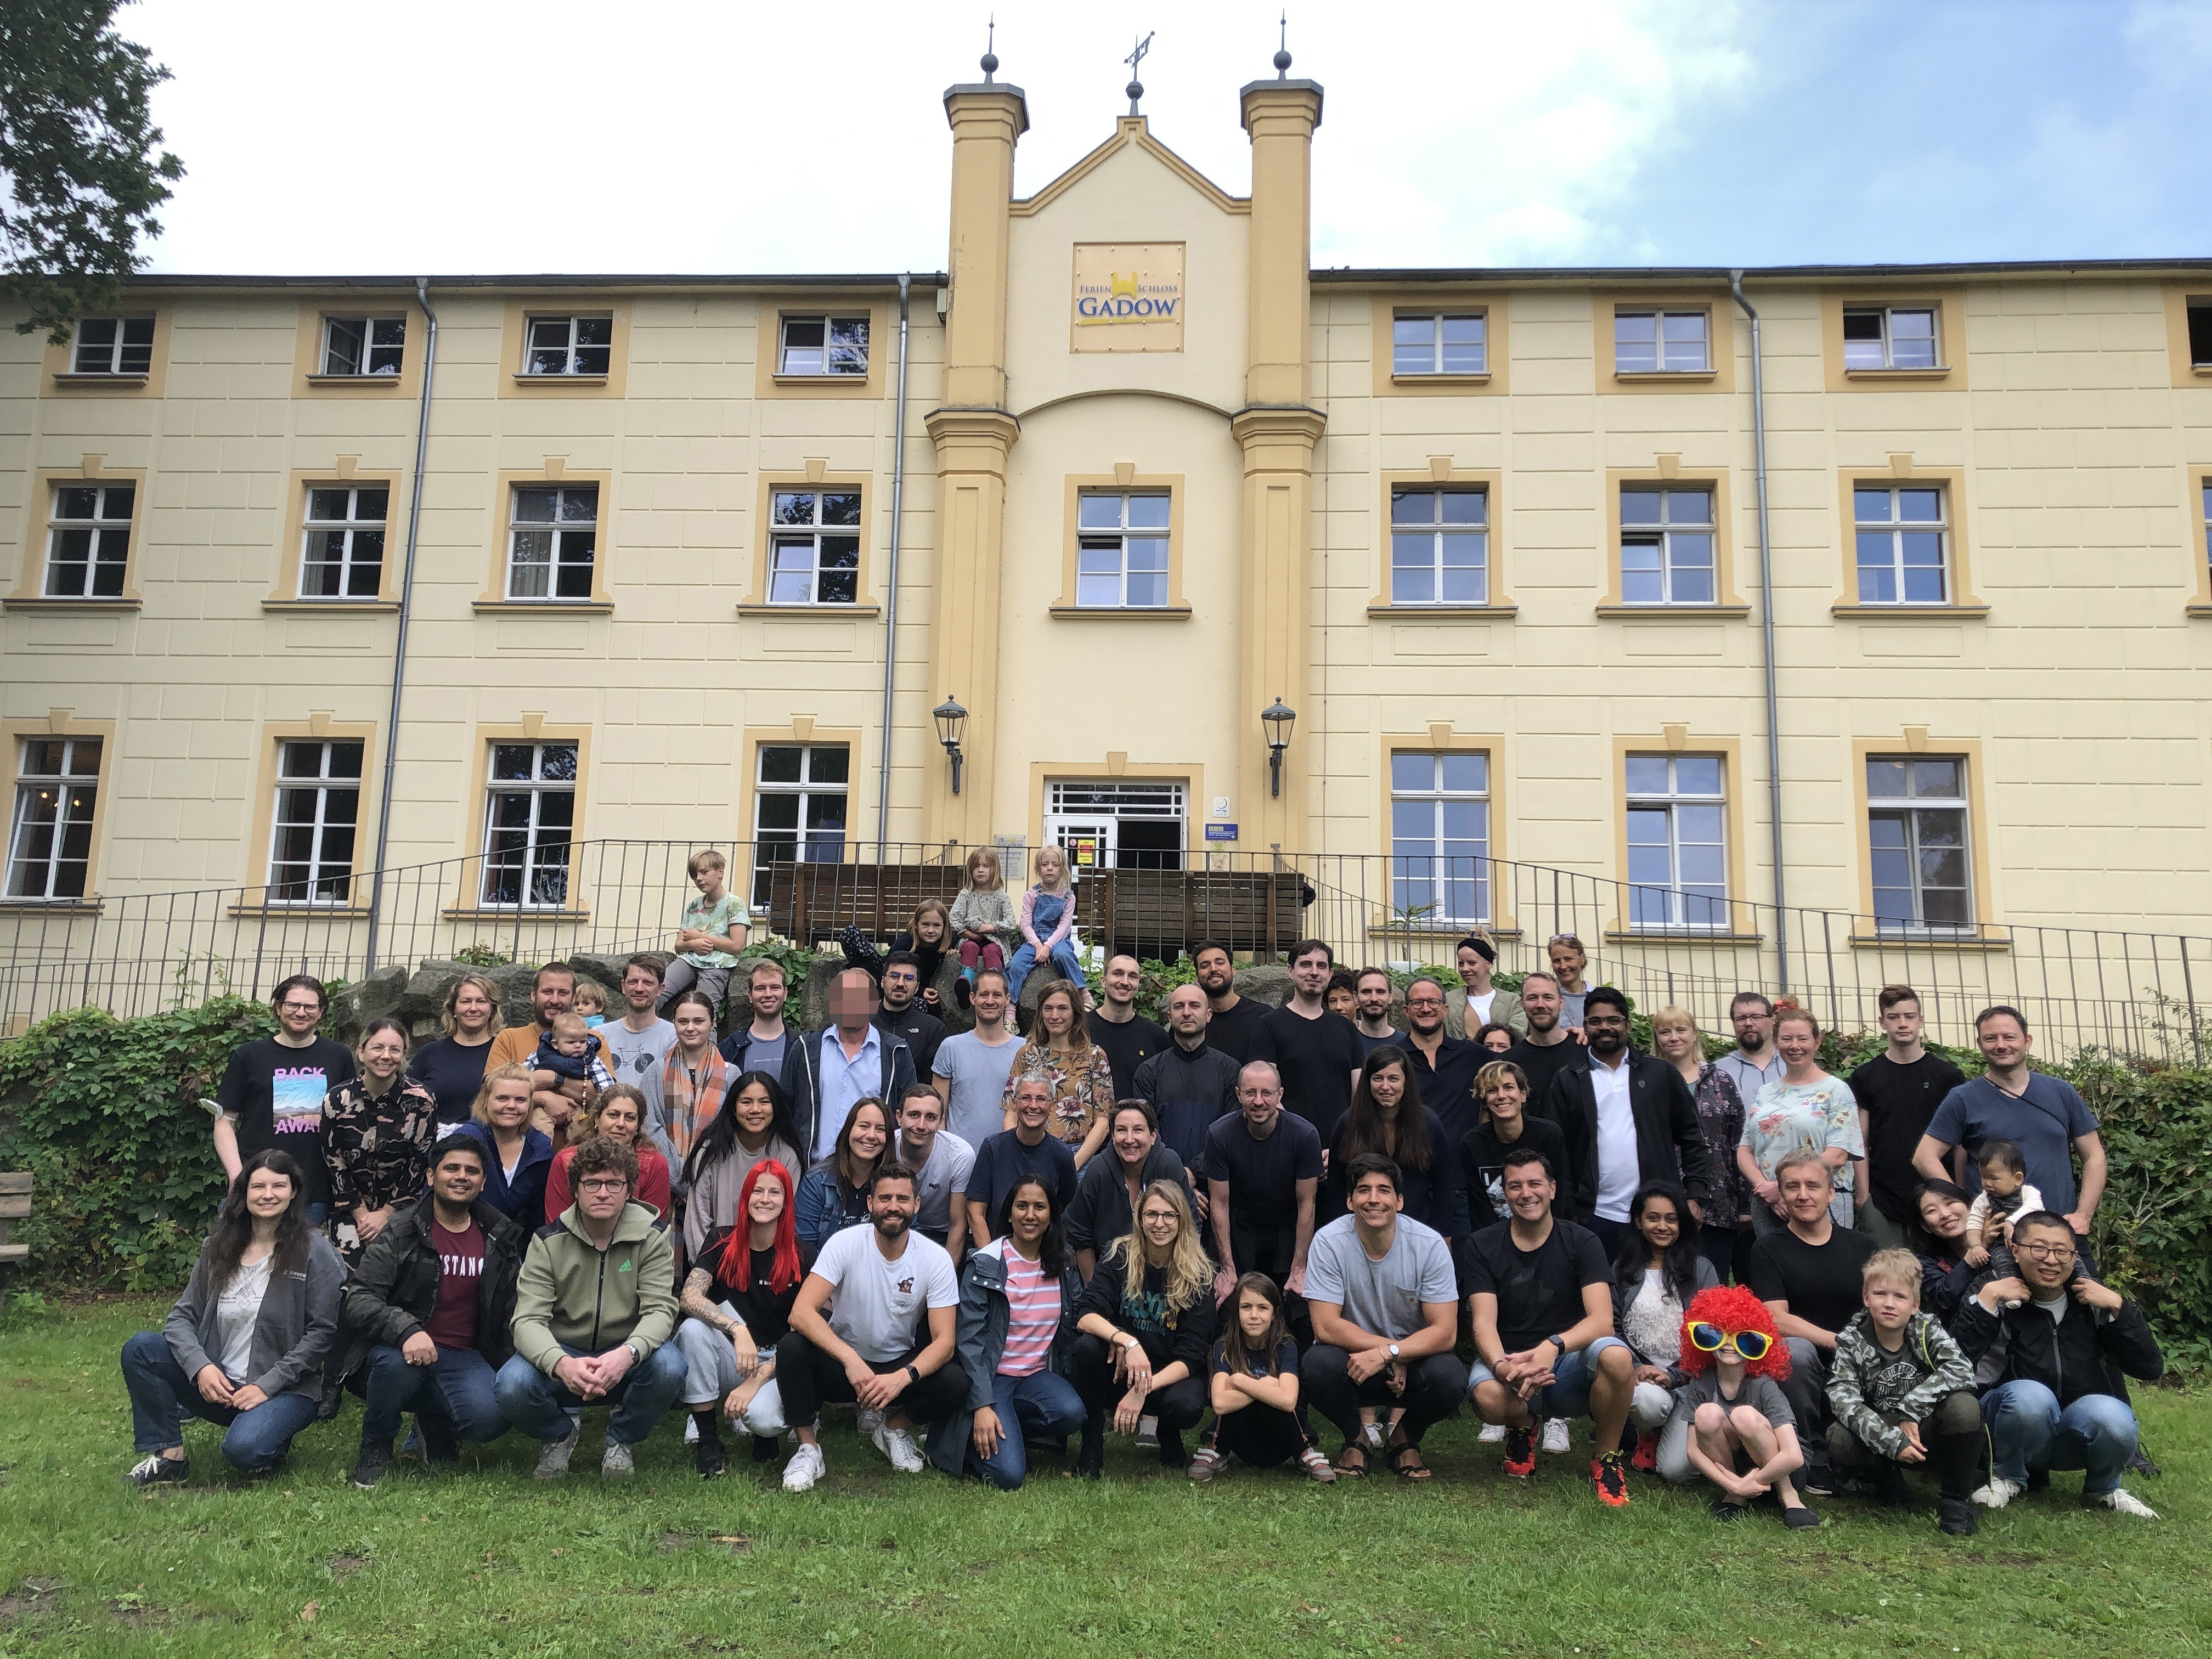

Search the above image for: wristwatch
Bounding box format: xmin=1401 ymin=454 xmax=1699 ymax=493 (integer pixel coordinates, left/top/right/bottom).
xmin=906 ymin=1364 xmax=921 ymax=1384
xmin=1386 ymin=1342 xmax=1401 ymax=1359
xmin=1547 ymin=1333 xmax=1570 ymax=1353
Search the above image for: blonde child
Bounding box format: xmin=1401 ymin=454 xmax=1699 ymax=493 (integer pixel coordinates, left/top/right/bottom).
xmin=661 ymin=849 xmax=748 ymax=1016
xmin=948 ymin=847 xmax=1019 ymax=1010
xmin=1825 ymin=1249 xmax=1982 ymax=1534
xmin=1007 ymin=844 xmax=1087 ymax=1005
xmin=572 ymin=979 xmax=609 ymax=1028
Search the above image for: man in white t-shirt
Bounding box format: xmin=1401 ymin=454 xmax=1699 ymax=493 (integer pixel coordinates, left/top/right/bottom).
xmin=894 ymin=1084 xmax=974 ymax=1260
xmin=775 ymin=1164 xmax=963 ymax=1491
xmin=931 ymin=969 xmax=1023 ymax=1149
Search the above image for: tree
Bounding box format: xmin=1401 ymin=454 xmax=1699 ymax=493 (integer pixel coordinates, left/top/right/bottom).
xmin=0 ymin=0 xmax=184 ymax=342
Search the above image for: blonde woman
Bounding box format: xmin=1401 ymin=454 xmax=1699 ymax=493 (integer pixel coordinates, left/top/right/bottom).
xmin=1000 ymin=978 xmax=1115 ymax=1169
xmin=949 ymin=847 xmax=1020 ymax=1010
xmin=407 ymin=970 xmax=503 ymax=1125
xmin=1070 ymin=1180 xmax=1218 ymax=1476
xmin=1007 ymin=844 xmax=1087 ymax=1004
xmin=1651 ymin=1006 xmax=1751 ymax=1282
xmin=455 ymin=1063 xmax=554 ymax=1228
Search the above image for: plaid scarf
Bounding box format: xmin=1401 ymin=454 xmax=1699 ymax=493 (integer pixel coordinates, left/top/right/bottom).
xmin=659 ymin=1045 xmax=730 ymax=1166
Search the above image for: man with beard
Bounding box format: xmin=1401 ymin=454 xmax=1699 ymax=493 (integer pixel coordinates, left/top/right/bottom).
xmin=1715 ymin=991 xmax=1784 ymax=1107
xmin=1131 ymin=981 xmax=1240 ymax=1188
xmin=1250 ymin=940 xmax=1365 ymax=1141
xmin=1192 ymin=940 xmax=1269 ymax=1066
xmin=1501 ymin=972 xmax=1581 ymax=1110
xmin=1351 ymin=967 xmax=1404 ymax=1058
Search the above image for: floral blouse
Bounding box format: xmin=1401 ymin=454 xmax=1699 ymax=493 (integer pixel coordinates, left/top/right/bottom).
xmin=321 ymin=1073 xmax=439 ymax=1264
xmin=1690 ymin=1061 xmax=1751 ymax=1221
xmin=1739 ymin=1074 xmax=1863 ymax=1194
xmin=1000 ymin=1040 xmax=1115 ymax=1151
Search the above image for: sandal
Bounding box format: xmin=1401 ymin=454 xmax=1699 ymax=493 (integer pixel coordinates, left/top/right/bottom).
xmin=1389 ymin=1441 xmax=1432 ymax=1481
xmin=1333 ymin=1441 xmax=1370 ymax=1478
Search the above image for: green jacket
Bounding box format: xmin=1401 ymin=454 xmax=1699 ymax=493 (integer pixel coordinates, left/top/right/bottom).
xmin=1826 ymin=1309 xmax=1974 ymax=1459
xmin=511 ymin=1200 xmax=678 ymax=1376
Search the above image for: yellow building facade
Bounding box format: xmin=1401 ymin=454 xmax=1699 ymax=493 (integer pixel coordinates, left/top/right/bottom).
xmin=5 ymin=62 xmax=2212 ymax=997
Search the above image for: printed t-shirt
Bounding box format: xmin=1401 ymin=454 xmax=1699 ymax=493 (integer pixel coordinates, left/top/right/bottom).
xmin=422 ymin=1217 xmax=485 ymax=1351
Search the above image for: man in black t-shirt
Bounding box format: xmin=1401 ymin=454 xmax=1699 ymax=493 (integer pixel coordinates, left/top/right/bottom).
xmin=1205 ymin=1062 xmax=1322 ymax=1336
xmin=962 ymin=1073 xmax=1079 ymax=1242
xmin=1747 ymin=1148 xmax=1879 ymax=1494
xmin=212 ymin=974 xmax=356 ymax=1217
xmin=1192 ymin=941 xmax=1269 ymax=1066
xmin=1465 ymin=1146 xmax=1638 ymax=1506
xmin=1847 ymin=986 xmax=1966 ymax=1251
xmin=1088 ymin=955 xmax=1168 ymax=1101
xmin=1249 ymin=940 xmax=1364 ymax=1140
xmin=1500 ymin=972 xmax=1582 ymax=1118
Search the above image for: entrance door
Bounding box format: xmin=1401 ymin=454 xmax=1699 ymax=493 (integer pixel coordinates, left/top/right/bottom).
xmin=1043 ymin=780 xmax=1186 ymax=872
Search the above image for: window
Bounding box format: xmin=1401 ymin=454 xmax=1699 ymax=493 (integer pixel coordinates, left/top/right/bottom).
xmin=43 ymin=484 xmax=134 ymax=599
xmin=1075 ymin=493 xmax=1170 ymax=607
xmin=1620 ymin=487 xmax=1714 ymax=605
xmin=523 ymin=315 xmax=612 ymax=376
xmin=1626 ymin=755 xmax=1727 ymax=929
xmin=1854 ymin=486 xmax=1948 ymax=605
xmin=480 ymin=743 xmax=577 ymax=907
xmin=778 ymin=314 xmax=869 ymax=376
xmin=70 ymin=317 xmax=154 ymax=376
xmin=1615 ymin=308 xmax=1709 ymax=373
xmin=321 ymin=316 xmax=405 ymax=376
xmin=1843 ymin=307 xmax=1938 ymax=371
xmin=1389 ymin=488 xmax=1487 ymax=605
xmin=267 ymin=740 xmax=363 ymax=904
xmin=750 ymin=744 xmax=849 ymax=907
xmin=300 ymin=487 xmax=388 ymax=599
xmin=1867 ymin=755 xmax=1971 ymax=930
xmin=5 ymin=737 xmax=101 ymax=900
xmin=768 ymin=490 xmax=862 ymax=605
xmin=2191 ymin=303 xmax=2212 ymax=368
xmin=1392 ymin=312 xmax=1486 ymax=376
xmin=1389 ymin=752 xmax=1489 ymax=924
xmin=506 ymin=486 xmax=599 ymax=601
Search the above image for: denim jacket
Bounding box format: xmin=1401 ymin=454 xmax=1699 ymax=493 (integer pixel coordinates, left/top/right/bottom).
xmin=924 ymin=1238 xmax=1085 ymax=1475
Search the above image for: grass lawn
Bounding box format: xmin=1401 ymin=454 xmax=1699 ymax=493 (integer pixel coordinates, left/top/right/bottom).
xmin=0 ymin=1298 xmax=2205 ymax=1658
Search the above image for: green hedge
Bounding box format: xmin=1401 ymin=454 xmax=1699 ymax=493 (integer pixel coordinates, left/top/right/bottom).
xmin=3 ymin=992 xmax=2207 ymax=1370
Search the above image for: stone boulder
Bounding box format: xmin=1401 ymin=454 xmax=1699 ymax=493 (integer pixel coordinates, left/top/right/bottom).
xmin=326 ymin=963 xmax=409 ymax=1046
xmin=1232 ymin=965 xmax=1295 ymax=1010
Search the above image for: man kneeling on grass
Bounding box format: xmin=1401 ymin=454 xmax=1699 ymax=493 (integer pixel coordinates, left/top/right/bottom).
xmin=1824 ymin=1247 xmax=1982 ymax=1536
xmin=494 ymin=1135 xmax=685 ymax=1480
xmin=1466 ymin=1148 xmax=1638 ymax=1507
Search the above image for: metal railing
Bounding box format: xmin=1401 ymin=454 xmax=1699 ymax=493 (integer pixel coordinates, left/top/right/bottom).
xmin=1 ymin=838 xmax=2204 ymax=1065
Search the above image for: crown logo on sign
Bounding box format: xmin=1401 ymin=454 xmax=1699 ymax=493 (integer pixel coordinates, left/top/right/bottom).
xmin=1109 ymin=271 xmax=1139 ymax=300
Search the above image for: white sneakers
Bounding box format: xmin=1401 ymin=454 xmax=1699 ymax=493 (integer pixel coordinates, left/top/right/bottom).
xmin=1541 ymin=1418 xmax=1571 ymax=1455
xmin=600 ymin=1439 xmax=634 ymax=1481
xmin=1971 ymin=1476 xmax=2023 ymax=1509
xmin=2086 ymin=1488 xmax=2158 ymax=1519
xmin=1477 ymin=1422 xmax=1506 ymax=1444
xmin=534 ymin=1427 xmax=581 ymax=1481
xmin=873 ymin=1421 xmax=927 ymax=1474
xmin=855 ymin=1407 xmax=885 ymax=1440
xmin=782 ymin=1442 xmax=826 ymax=1492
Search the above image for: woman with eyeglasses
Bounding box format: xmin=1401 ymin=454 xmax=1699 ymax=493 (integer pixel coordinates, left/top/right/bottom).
xmin=1663 ymin=1283 xmax=1814 ymax=1525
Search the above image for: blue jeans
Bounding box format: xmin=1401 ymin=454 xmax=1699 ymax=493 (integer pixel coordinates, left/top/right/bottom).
xmin=1468 ymin=1335 xmax=1627 ymax=1421
xmin=494 ymin=1343 xmax=688 ymax=1448
xmin=119 ymin=1330 xmax=320 ymax=1469
xmin=1006 ymin=939 xmax=1084 ymax=1002
xmin=1982 ymin=1380 xmax=2138 ymax=1496
xmin=968 ymin=1369 xmax=1087 ymax=1491
xmin=362 ymin=1343 xmax=508 ymax=1446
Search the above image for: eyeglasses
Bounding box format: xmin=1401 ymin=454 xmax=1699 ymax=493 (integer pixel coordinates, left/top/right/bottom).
xmin=578 ymin=1178 xmax=629 ymax=1195
xmin=279 ymin=1001 xmax=323 ymax=1014
xmin=1688 ymin=1323 xmax=1773 ymax=1361
xmin=2018 ymin=1242 xmax=2076 ymax=1261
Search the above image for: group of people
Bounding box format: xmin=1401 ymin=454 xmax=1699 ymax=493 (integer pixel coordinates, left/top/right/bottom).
xmin=122 ymin=855 xmax=2165 ymax=1529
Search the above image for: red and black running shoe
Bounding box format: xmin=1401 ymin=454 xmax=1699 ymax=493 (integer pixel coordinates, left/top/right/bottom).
xmin=1592 ymin=1449 xmax=1632 ymax=1508
xmin=1503 ymin=1425 xmax=1537 ymax=1479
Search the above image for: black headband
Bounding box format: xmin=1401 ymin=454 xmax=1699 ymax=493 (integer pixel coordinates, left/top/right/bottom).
xmin=1458 ymin=934 xmax=1497 ymax=964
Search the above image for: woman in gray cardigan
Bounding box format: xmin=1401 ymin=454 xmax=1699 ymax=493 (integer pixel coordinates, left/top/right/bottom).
xmin=120 ymin=1149 xmax=345 ymax=1482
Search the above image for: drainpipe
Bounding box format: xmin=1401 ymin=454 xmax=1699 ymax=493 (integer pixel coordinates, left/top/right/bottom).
xmin=1730 ymin=269 xmax=1788 ymax=992
xmin=363 ymin=278 xmax=438 ymax=973
xmin=876 ymin=274 xmax=913 ymax=860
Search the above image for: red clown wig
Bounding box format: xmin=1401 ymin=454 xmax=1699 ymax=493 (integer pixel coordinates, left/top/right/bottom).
xmin=1677 ymin=1283 xmax=1791 ymax=1381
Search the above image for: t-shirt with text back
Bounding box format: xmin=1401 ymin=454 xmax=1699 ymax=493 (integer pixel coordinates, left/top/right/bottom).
xmin=216 ymin=1034 xmax=357 ymax=1207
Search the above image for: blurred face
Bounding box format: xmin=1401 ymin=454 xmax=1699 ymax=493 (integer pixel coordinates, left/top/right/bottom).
xmin=1519 ymin=978 xmax=1560 ymax=1032
xmin=1110 ymin=1108 xmax=1155 ymax=1167
xmin=1164 ymin=984 xmax=1209 ymax=1036
xmin=1290 ymin=949 xmax=1331 ymax=996
xmin=1652 ymin=1020 xmax=1697 ymax=1064
xmin=971 ymin=975 xmax=1009 ymax=1024
xmin=1731 ymin=1000 xmax=1773 ymax=1052
xmin=1502 ymin=1163 xmax=1554 ymax=1222
xmin=1237 ymin=1066 xmax=1283 ymax=1126
xmin=1976 ymin=1013 xmax=2029 ymax=1069
xmin=1356 ymin=974 xmax=1393 ymax=1022
xmin=1139 ymin=1194 xmax=1181 ymax=1252
xmin=595 ymin=1095 xmax=640 ymax=1144
xmin=913 ymin=909 xmax=947 ymax=946
xmin=1918 ymin=1191 xmax=1970 ymax=1241
xmin=1482 ymin=1077 xmax=1525 ymax=1122
xmin=1776 ymin=1019 xmax=1819 ymax=1066
xmin=533 ymin=973 xmax=574 ymax=1023
xmin=1039 ymin=990 xmax=1076 ymax=1039
xmin=1405 ymin=981 xmax=1446 ymax=1036
xmin=1326 ymin=985 xmax=1356 ymax=1018
xmin=1350 ymin=1171 xmax=1403 ymax=1229
xmin=275 ymin=987 xmax=324 ymax=1040
xmin=868 ymin=1176 xmax=916 ymax=1235
xmin=673 ymin=1003 xmax=714 ymax=1051
xmin=621 ymin=965 xmax=661 ymax=1013
xmin=360 ymin=1026 xmax=406 ymax=1080
xmin=733 ymin=1081 xmax=775 ymax=1138
xmin=1547 ymin=941 xmax=1587 ymax=985
xmin=747 ymin=1173 xmax=787 ymax=1226
xmin=883 ymin=963 xmax=920 ymax=1008
xmin=1780 ymin=1163 xmax=1832 ymax=1224
xmin=431 ymin=1150 xmax=484 ymax=1207
xmin=1864 ymin=1277 xmax=1917 ymax=1330
xmin=1635 ymin=1194 xmax=1681 ymax=1251
xmin=1104 ymin=957 xmax=1142 ymax=1007
xmin=486 ymin=1079 xmax=531 ymax=1131
xmin=2014 ymin=1221 xmax=2077 ymax=1293
xmin=847 ymin=1104 xmax=889 ymax=1163
xmin=1481 ymin=1026 xmax=1514 ymax=1055
xmin=1583 ymin=1002 xmax=1629 ymax=1058
xmin=1007 ymin=1182 xmax=1052 ymax=1248
xmin=1367 ymin=1060 xmax=1406 ymax=1112
xmin=1880 ymin=997 xmax=1923 ymax=1047
xmin=453 ymin=982 xmax=495 ymax=1033
xmin=748 ymin=969 xmax=788 ymax=1022
xmin=897 ymin=1093 xmax=943 ymax=1146
xmin=1194 ymin=948 xmax=1234 ymax=995
xmin=244 ymin=1166 xmax=294 ymax=1219
xmin=1237 ymin=1289 xmax=1274 ymax=1344
xmin=577 ymin=1167 xmax=630 ymax=1222
xmin=1012 ymin=1082 xmax=1053 ymax=1133
xmin=828 ymin=972 xmax=876 ymax=1033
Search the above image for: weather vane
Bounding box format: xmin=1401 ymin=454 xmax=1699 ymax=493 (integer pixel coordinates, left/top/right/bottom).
xmin=1275 ymin=11 xmax=1293 ymax=77
xmin=1125 ymin=31 xmax=1153 ymax=116
xmin=980 ymin=13 xmax=997 ymax=83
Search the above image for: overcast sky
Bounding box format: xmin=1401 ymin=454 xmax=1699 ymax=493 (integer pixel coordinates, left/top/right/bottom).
xmin=130 ymin=0 xmax=2210 ymax=277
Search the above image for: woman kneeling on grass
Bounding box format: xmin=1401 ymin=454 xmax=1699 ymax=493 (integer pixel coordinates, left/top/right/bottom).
xmin=1187 ymin=1273 xmax=1336 ymax=1485
xmin=121 ymin=1150 xmax=345 ymax=1483
xmin=1070 ymin=1180 xmax=1217 ymax=1476
xmin=676 ymin=1158 xmax=804 ymax=1478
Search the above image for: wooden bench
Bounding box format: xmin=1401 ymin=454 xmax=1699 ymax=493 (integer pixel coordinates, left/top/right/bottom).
xmin=767 ymin=862 xmax=1308 ymax=960
xmin=0 ymin=1171 xmax=30 ymax=1265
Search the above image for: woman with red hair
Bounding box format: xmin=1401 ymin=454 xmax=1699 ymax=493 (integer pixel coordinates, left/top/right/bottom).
xmin=1662 ymin=1283 xmax=1818 ymax=1526
xmin=673 ymin=1159 xmax=804 ymax=1478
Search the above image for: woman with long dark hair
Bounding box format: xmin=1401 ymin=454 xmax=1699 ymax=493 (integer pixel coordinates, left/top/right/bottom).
xmin=1187 ymin=1271 xmax=1337 ymax=1484
xmin=119 ymin=1150 xmax=345 ymax=1482
xmin=1325 ymin=1047 xmax=1452 ymax=1233
xmin=321 ymin=1017 xmax=441 ymax=1266
xmin=926 ymin=1175 xmax=1088 ymax=1488
xmin=794 ymin=1096 xmax=891 ymax=1266
xmin=680 ymin=1069 xmax=806 ymax=1259
xmin=1611 ymin=1181 xmax=1718 ymax=1475
xmin=674 ymin=1157 xmax=805 ymax=1476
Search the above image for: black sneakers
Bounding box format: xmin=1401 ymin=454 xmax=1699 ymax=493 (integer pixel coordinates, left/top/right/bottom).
xmin=351 ymin=1441 xmax=394 ymax=1489
xmin=1939 ymin=1498 xmax=1978 ymax=1536
xmin=127 ymin=1453 xmax=189 ymax=1486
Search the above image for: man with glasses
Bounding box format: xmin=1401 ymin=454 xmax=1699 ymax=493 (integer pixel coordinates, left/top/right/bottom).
xmin=212 ymin=974 xmax=356 ymax=1223
xmin=1542 ymin=987 xmax=1711 ymax=1252
xmin=1957 ymin=1212 xmax=2163 ymax=1519
xmin=1714 ymin=991 xmax=1784 ymax=1107
xmin=495 ymin=1135 xmax=685 ymax=1480
xmin=1392 ymin=975 xmax=1485 ymax=1232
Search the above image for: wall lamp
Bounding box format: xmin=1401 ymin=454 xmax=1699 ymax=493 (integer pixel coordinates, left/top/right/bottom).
xmin=1261 ymin=697 xmax=1296 ymax=798
xmin=933 ymin=697 xmax=968 ymax=795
